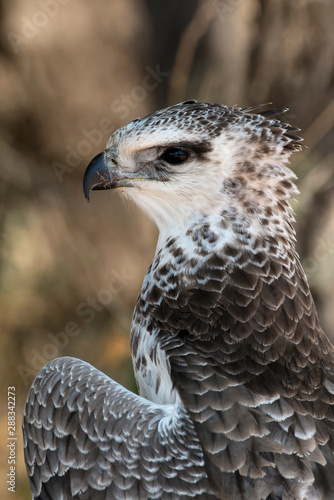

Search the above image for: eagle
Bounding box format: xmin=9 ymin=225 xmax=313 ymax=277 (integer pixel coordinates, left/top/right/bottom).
xmin=23 ymin=101 xmax=334 ymax=500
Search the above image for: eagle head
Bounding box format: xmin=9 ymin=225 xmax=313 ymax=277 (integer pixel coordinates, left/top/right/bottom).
xmin=83 ymin=101 xmax=302 ymax=245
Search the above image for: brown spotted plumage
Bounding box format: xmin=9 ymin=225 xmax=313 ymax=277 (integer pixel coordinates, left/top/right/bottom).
xmin=23 ymin=101 xmax=334 ymax=499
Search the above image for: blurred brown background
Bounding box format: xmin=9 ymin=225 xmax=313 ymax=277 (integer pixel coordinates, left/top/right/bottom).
xmin=0 ymin=0 xmax=334 ymax=497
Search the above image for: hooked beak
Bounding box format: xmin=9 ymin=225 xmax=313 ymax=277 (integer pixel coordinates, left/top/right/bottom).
xmin=83 ymin=149 xmax=134 ymax=202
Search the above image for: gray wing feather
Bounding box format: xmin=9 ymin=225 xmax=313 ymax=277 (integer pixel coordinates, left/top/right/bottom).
xmin=23 ymin=356 xmax=215 ymax=499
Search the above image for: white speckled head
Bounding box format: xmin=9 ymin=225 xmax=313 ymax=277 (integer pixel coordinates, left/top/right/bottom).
xmin=101 ymin=102 xmax=302 ymax=247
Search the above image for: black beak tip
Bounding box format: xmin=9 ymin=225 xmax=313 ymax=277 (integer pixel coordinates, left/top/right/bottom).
xmin=83 ymin=167 xmax=93 ymax=203
xmin=83 ymin=151 xmax=110 ymax=203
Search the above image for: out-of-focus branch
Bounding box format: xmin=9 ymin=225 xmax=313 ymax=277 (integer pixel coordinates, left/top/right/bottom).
xmin=292 ymin=98 xmax=334 ymax=167
xmin=168 ymin=0 xmax=215 ymax=104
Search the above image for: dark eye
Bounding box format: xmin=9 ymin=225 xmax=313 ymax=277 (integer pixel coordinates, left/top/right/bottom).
xmin=161 ymin=148 xmax=189 ymax=164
